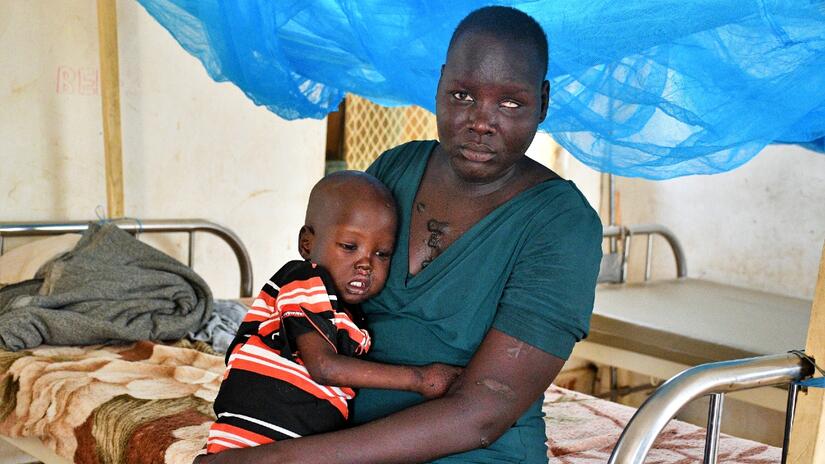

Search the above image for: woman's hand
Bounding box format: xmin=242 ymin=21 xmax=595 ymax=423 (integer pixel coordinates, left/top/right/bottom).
xmin=415 ymin=363 xmax=463 ymax=398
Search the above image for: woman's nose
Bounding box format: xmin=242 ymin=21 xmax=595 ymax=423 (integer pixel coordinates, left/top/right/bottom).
xmin=468 ymin=102 xmax=496 ymax=135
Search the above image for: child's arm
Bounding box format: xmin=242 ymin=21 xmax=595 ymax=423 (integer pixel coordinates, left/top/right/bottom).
xmin=295 ymin=331 xmax=462 ymax=399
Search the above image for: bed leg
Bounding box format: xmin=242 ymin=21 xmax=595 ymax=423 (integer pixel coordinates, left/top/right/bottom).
xmin=703 ymin=393 xmax=724 ymax=464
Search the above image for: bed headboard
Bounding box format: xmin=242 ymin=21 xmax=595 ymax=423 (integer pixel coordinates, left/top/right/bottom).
xmin=601 ymin=223 xmax=687 ymax=283
xmin=0 ymin=218 xmax=254 ymax=297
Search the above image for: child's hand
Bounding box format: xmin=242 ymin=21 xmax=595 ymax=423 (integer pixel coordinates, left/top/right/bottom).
xmin=416 ymin=363 xmax=463 ymax=399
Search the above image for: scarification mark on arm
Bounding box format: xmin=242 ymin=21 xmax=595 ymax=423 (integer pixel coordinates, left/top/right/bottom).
xmin=505 ymin=340 xmax=535 ymax=359
xmin=475 ymin=378 xmax=517 ymax=402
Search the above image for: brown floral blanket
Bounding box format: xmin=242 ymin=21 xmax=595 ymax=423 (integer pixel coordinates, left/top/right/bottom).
xmin=0 ymin=341 xmax=780 ymax=463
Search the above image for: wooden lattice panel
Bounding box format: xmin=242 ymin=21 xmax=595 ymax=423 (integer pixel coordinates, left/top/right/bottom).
xmin=343 ymin=94 xmax=438 ymax=171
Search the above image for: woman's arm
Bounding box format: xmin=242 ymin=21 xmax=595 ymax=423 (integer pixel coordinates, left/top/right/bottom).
xmin=195 ymin=328 xmax=564 ymax=464
xmin=296 ymin=330 xmax=462 ymax=398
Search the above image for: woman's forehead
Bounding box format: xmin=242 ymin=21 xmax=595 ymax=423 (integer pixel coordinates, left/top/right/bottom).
xmin=445 ymin=33 xmax=544 ymax=87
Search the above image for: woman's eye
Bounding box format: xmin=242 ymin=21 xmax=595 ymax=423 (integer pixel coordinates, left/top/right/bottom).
xmin=452 ymin=91 xmax=473 ymax=102
xmin=339 ymin=243 xmax=357 ymax=251
xmin=501 ymin=100 xmax=520 ymax=108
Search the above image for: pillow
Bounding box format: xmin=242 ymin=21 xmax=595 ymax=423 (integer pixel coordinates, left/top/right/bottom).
xmin=0 ymin=234 xmax=82 ymax=285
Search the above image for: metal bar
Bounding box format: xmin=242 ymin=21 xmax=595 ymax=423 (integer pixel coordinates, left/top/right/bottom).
xmin=644 ymin=234 xmax=653 ymax=281
xmin=608 ymin=174 xmax=617 ymax=253
xmin=608 ymin=353 xmax=814 ymax=464
xmin=0 ymin=235 xmax=4 ymax=255
xmin=0 ymin=219 xmax=253 ymax=297
xmin=781 ymin=383 xmax=801 ymax=464
xmin=610 ymin=366 xmax=619 ymax=402
xmin=704 ymin=393 xmax=724 ymax=464
xmin=188 ymin=232 xmax=195 ymax=268
xmin=626 ymin=223 xmax=688 ymax=278
xmin=621 ymin=232 xmax=631 ymax=283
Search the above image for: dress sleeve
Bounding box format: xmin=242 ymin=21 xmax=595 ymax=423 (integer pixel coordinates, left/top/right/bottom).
xmin=492 ymin=203 xmax=603 ymax=360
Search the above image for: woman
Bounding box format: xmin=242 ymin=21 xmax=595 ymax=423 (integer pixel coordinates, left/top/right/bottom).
xmin=197 ymin=6 xmax=602 ymax=463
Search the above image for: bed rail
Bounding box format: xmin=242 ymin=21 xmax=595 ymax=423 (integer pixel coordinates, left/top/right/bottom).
xmin=601 ymin=223 xmax=687 ymax=283
xmin=0 ymin=219 xmax=253 ymax=297
xmin=608 ymin=352 xmax=815 ymax=464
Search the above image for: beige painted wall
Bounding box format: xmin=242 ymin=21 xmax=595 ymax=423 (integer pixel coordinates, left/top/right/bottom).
xmin=1 ymin=0 xmax=326 ymax=298
xmin=618 ymin=144 xmax=825 ymax=300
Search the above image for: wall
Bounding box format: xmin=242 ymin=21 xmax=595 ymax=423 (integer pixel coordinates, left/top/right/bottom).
xmin=618 ymin=144 xmax=825 ymax=300
xmin=0 ymin=1 xmax=327 ymax=298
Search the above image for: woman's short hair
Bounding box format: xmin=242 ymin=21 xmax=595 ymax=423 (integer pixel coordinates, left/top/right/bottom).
xmin=448 ymin=6 xmax=548 ymax=78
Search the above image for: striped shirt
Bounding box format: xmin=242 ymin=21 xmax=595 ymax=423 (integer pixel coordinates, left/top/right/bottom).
xmin=207 ymin=260 xmax=371 ymax=453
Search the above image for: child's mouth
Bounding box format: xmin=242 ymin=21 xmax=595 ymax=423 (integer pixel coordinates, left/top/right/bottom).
xmin=346 ymin=277 xmax=370 ymax=295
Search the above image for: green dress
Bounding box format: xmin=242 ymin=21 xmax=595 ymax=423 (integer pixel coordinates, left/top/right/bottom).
xmin=352 ymin=141 xmax=602 ymax=463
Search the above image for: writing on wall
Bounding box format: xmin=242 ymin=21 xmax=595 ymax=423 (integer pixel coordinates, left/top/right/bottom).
xmin=56 ymin=66 xmax=99 ymax=96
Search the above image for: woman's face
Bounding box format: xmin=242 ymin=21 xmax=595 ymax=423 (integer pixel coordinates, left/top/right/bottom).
xmin=435 ymin=33 xmax=548 ymax=184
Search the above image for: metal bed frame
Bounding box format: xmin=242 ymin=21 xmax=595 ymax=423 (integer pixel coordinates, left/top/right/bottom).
xmin=608 ymin=352 xmax=815 ymax=464
xmin=601 ymin=222 xmax=688 ymax=284
xmin=0 ymin=219 xmax=254 ymax=297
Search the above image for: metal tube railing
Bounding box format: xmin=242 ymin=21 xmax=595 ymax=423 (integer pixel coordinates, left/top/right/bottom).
xmin=0 ymin=219 xmax=253 ymax=297
xmin=608 ymin=353 xmax=814 ymax=464
xmin=626 ymin=223 xmax=688 ymax=279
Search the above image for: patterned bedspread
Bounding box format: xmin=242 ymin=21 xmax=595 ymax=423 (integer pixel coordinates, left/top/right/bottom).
xmin=0 ymin=341 xmax=780 ymax=463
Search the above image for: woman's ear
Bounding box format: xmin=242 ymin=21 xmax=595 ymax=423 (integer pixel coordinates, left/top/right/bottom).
xmin=298 ymin=225 xmax=314 ymax=259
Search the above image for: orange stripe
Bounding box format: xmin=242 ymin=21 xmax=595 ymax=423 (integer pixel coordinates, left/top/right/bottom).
xmin=228 ymin=358 xmax=349 ymax=418
xmin=210 ymin=422 xmax=274 ymax=445
xmin=278 ymin=277 xmax=326 ymax=297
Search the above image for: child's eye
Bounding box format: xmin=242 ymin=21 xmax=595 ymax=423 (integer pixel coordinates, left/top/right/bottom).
xmin=501 ymin=100 xmax=520 ymax=108
xmin=452 ymin=91 xmax=473 ymax=102
xmin=375 ymin=250 xmax=393 ymax=260
xmin=339 ymin=243 xmax=357 ymax=251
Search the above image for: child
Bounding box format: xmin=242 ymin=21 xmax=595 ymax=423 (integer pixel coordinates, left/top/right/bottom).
xmin=206 ymin=171 xmax=462 ymax=453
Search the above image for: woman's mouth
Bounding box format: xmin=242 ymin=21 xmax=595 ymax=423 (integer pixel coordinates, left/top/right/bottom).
xmin=460 ymin=145 xmax=495 ymax=163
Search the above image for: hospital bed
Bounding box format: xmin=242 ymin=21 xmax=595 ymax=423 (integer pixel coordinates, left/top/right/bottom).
xmin=576 ymin=224 xmax=813 ymax=411
xmin=0 ymin=219 xmax=798 ymax=463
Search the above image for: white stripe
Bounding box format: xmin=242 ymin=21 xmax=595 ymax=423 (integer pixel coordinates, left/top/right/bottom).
xmin=246 ymin=309 xmax=271 ymax=318
xmin=251 ymin=298 xmax=274 ymax=311
xmin=237 ymin=345 xmax=310 ymax=375
xmin=328 ymin=295 xmax=337 ymax=301
xmin=218 ymin=412 xmax=302 ymax=438
xmin=266 ymin=280 xmax=280 ymax=290
xmin=277 ymin=293 xmax=332 ymax=308
xmin=232 ymin=348 xmax=354 ymax=401
xmin=278 ymin=285 xmax=327 ymax=299
xmin=258 ymin=319 xmax=277 ymax=330
xmin=281 ymin=310 xmax=305 ymax=318
xmin=208 ymin=429 xmax=259 ymax=447
xmin=331 ymin=316 xmax=360 ymax=332
xmin=206 ymin=438 xmax=240 ymax=449
xmin=229 ymin=353 xmax=319 ymax=390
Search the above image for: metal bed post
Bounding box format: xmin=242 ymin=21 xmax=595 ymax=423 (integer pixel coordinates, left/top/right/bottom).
xmin=703 ymin=393 xmax=724 ymax=464
xmin=782 ymin=383 xmax=801 ymax=464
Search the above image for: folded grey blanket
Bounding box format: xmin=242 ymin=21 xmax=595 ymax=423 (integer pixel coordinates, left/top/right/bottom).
xmin=0 ymin=223 xmax=213 ymax=351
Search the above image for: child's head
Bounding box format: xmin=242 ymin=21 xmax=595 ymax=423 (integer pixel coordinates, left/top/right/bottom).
xmin=298 ymin=170 xmax=397 ymax=304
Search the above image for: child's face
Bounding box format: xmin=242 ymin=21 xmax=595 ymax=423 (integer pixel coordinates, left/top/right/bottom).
xmin=306 ymin=205 xmax=396 ymax=305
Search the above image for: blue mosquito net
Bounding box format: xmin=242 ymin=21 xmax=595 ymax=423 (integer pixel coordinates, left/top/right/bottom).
xmin=136 ymin=0 xmax=825 ymax=179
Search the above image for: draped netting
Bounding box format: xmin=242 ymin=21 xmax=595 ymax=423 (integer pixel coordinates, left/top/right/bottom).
xmin=136 ymin=0 xmax=825 ymax=179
